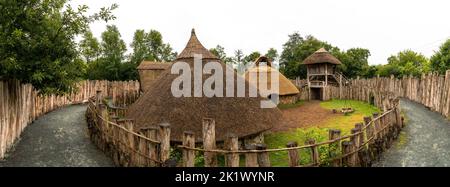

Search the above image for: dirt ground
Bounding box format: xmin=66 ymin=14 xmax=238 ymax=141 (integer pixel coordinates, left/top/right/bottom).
xmin=273 ymin=100 xmax=340 ymax=132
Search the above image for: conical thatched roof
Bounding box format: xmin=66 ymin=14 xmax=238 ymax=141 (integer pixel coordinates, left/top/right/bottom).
xmin=302 ymin=48 xmax=342 ymax=65
xmin=176 ymin=29 xmax=219 ymax=61
xmin=126 ymin=29 xmax=281 ymax=142
xmin=245 ymin=56 xmax=300 ymax=96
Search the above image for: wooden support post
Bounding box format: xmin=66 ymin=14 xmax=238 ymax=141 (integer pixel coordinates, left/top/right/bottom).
xmin=350 ymin=128 xmax=360 ymax=166
xmin=363 ymin=116 xmax=373 ymax=141
xmin=256 ymin=143 xmax=271 ymax=167
xmin=306 ymin=139 xmax=319 ymax=166
xmin=355 ymin=123 xmax=365 ymax=148
xmin=329 ymin=129 xmax=341 ymax=167
xmin=339 ymin=73 xmax=343 ymax=99
xmin=245 ymin=144 xmax=258 ymax=167
xmin=394 ymin=100 xmax=403 ymax=128
xmin=341 ymin=141 xmax=355 ymax=167
xmin=145 ymin=127 xmax=158 ymax=167
xmin=225 ymin=133 xmax=239 ymax=167
xmin=286 ymin=142 xmax=299 ymax=167
xmin=202 ymin=118 xmax=217 ymax=167
xmin=158 ymin=123 xmax=171 ymax=165
xmin=124 ymin=120 xmax=135 ymax=167
xmin=96 ymin=90 xmax=102 ymax=105
xmin=182 ymin=131 xmax=196 ymax=167
xmin=372 ymin=113 xmax=380 ymax=139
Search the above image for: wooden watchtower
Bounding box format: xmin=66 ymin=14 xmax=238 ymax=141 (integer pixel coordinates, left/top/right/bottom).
xmin=302 ymin=48 xmax=345 ymax=100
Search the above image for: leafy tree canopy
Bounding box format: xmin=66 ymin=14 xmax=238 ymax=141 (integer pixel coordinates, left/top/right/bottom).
xmin=0 ymin=0 xmax=117 ymax=94
xmin=430 ymin=39 xmax=450 ymax=75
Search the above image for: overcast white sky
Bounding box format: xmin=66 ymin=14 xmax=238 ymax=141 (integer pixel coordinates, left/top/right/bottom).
xmin=70 ymin=0 xmax=449 ymax=65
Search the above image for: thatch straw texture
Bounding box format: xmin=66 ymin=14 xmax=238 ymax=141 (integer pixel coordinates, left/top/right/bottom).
xmin=302 ymin=48 xmax=342 ymax=65
xmin=137 ymin=61 xmax=172 ymax=92
xmin=245 ymin=56 xmax=300 ymax=96
xmin=126 ymin=29 xmax=281 ymax=142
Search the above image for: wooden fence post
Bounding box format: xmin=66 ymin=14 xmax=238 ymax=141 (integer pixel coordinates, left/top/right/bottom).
xmin=124 ymin=119 xmax=135 ymax=167
xmin=286 ymin=142 xmax=299 ymax=167
xmin=306 ymin=139 xmax=319 ymax=166
xmin=225 ymin=133 xmax=239 ymax=167
xmin=202 ymin=118 xmax=217 ymax=167
xmin=256 ymin=143 xmax=271 ymax=167
xmin=182 ymin=131 xmax=196 ymax=167
xmin=341 ymin=141 xmax=355 ymax=167
xmin=350 ymin=128 xmax=360 ymax=167
xmin=245 ymin=144 xmax=258 ymax=167
xmin=394 ymin=100 xmax=403 ymax=128
xmin=145 ymin=127 xmax=158 ymax=167
xmin=372 ymin=113 xmax=380 ymax=139
xmin=96 ymin=90 xmax=102 ymax=105
xmin=329 ymin=129 xmax=341 ymax=167
xmin=158 ymin=123 xmax=171 ymax=165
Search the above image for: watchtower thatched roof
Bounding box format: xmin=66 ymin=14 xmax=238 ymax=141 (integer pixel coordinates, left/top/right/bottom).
xmin=245 ymin=56 xmax=300 ymax=96
xmin=302 ymin=48 xmax=342 ymax=65
xmin=126 ymin=29 xmax=281 ymax=142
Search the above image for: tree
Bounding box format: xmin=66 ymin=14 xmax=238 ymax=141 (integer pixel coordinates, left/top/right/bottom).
xmin=209 ymin=45 xmax=233 ymax=64
xmin=430 ymin=39 xmax=450 ymax=75
xmin=86 ymin=25 xmax=127 ymax=80
xmin=279 ymin=33 xmax=336 ymax=79
xmin=129 ymin=29 xmax=177 ymax=64
xmin=130 ymin=29 xmax=147 ymax=65
xmin=243 ymin=51 xmax=261 ymax=65
xmin=265 ymin=48 xmax=279 ymax=63
xmin=0 ymin=0 xmax=117 ymax=94
xmin=337 ymin=48 xmax=371 ymax=79
xmin=380 ymin=50 xmax=430 ymax=77
xmin=79 ymin=30 xmax=101 ymax=63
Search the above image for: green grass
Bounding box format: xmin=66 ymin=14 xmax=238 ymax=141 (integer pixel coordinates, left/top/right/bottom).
xmin=318 ymin=99 xmax=380 ymax=135
xmin=265 ymin=99 xmax=380 ymax=167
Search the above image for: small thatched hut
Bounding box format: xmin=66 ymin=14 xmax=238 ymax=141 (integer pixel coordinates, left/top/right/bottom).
xmin=126 ymin=29 xmax=281 ymax=142
xmin=137 ymin=61 xmax=172 ymax=92
xmin=244 ymin=56 xmax=300 ymax=104
xmin=302 ymin=48 xmax=343 ymax=100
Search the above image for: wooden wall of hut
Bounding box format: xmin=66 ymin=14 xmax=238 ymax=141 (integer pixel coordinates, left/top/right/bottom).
xmin=0 ymin=80 xmax=140 ymax=159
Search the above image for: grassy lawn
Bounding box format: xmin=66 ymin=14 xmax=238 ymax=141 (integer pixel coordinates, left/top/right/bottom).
xmin=265 ymin=99 xmax=380 ymax=167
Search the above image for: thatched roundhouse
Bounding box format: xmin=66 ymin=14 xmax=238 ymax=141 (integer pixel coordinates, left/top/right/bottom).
xmin=126 ymin=29 xmax=282 ymax=142
xmin=137 ymin=61 xmax=172 ymax=92
xmin=244 ymin=56 xmax=300 ymax=104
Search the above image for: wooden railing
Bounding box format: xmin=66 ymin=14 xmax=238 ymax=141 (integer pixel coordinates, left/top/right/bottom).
xmin=175 ymin=98 xmax=402 ymax=167
xmin=85 ymin=92 xmax=172 ymax=167
xmin=88 ymin=88 xmax=402 ymax=167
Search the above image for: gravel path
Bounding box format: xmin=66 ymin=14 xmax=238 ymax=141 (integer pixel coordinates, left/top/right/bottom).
xmin=0 ymin=104 xmax=114 ymax=167
xmin=374 ymin=99 xmax=450 ymax=167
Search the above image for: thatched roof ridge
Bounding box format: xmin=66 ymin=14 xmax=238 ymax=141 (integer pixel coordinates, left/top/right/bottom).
xmin=176 ymin=29 xmax=219 ymax=61
xmin=302 ymin=48 xmax=342 ymax=65
xmin=137 ymin=61 xmax=172 ymax=70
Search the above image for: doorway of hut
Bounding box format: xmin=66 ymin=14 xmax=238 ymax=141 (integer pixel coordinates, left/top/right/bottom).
xmin=310 ymin=88 xmax=323 ymax=100
xmin=369 ymin=93 xmax=375 ymax=105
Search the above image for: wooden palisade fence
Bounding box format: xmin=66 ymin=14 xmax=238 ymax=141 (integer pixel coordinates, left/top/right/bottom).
xmin=294 ymin=70 xmax=450 ymax=118
xmin=87 ymin=88 xmax=402 ymax=167
xmin=175 ymin=98 xmax=402 ymax=167
xmin=0 ymin=80 xmax=140 ymax=159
